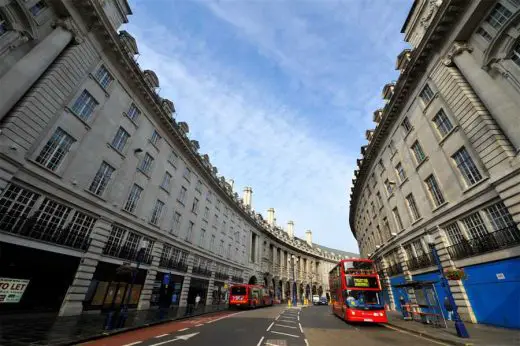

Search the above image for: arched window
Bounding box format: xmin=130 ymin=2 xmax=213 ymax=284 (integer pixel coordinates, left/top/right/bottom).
xmin=511 ymin=42 xmax=520 ymax=67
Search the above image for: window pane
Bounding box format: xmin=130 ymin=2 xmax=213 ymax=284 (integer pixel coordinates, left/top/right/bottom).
xmin=486 ymin=3 xmax=512 ymax=29
xmin=485 ymin=202 xmax=515 ymax=231
xmin=95 ymin=65 xmax=113 ymax=89
xmin=425 ymin=175 xmax=445 ymax=206
xmin=124 ymin=184 xmax=143 ymax=213
xmin=433 ymin=109 xmax=453 ymax=137
xmin=462 ymin=213 xmax=488 ymax=239
xmin=111 ymin=127 xmax=129 ymax=152
xmin=89 ymin=162 xmax=115 ymax=196
xmin=452 ymin=147 xmax=482 ymax=186
xmin=36 ymin=128 xmax=75 ymax=171
xmin=419 ymin=84 xmax=434 ymax=103
xmin=71 ymin=90 xmax=98 ymax=121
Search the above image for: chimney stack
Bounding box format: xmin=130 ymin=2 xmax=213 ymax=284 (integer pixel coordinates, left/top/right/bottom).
xmin=267 ymin=208 xmax=275 ymax=225
xmin=287 ymin=221 xmax=294 ymax=239
xmin=243 ymin=187 xmax=252 ymax=207
xmin=305 ymin=230 xmax=312 ymax=247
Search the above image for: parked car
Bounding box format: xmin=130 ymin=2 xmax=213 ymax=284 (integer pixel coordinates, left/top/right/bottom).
xmin=318 ymin=297 xmax=328 ymax=305
xmin=312 ymin=295 xmax=320 ymax=305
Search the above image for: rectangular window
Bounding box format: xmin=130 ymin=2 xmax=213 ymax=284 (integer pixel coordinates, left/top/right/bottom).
xmin=29 ymin=1 xmax=46 ymax=16
xmin=168 ymin=150 xmax=178 ymax=166
xmin=486 ymin=3 xmax=512 ymax=29
xmin=94 ymin=65 xmax=113 ymax=89
xmin=111 ymin=127 xmax=130 ymax=152
xmin=425 ymin=175 xmax=445 ymax=207
xmin=401 ymin=117 xmax=412 ymax=133
xmin=178 ymin=186 xmax=187 ymax=204
xmin=71 ymin=90 xmax=98 ymax=121
xmin=216 ymin=199 xmax=221 ymax=211
xmin=395 ymin=162 xmax=406 ymax=183
xmin=388 ymin=140 xmax=397 ymax=155
xmin=419 ymin=84 xmax=434 ymax=103
xmin=124 ymin=184 xmax=143 ymax=213
xmin=138 ymin=153 xmax=154 ymax=175
xmin=378 ymin=159 xmax=385 ymax=173
xmin=150 ymin=200 xmax=165 ymax=225
xmin=376 ymin=191 xmax=383 ymax=208
xmin=432 ymin=109 xmax=453 ymax=137
xmin=384 ymin=179 xmax=393 ymax=195
xmin=371 ymin=202 xmax=376 ymax=218
xmin=160 ymin=172 xmax=172 ymax=191
xmin=186 ymin=221 xmax=194 ymax=242
xmin=210 ymin=234 xmax=216 ymax=252
xmin=127 ymin=103 xmax=141 ymax=122
xmin=199 ymin=228 xmax=206 ymax=247
xmin=485 ymin=202 xmax=515 ymax=231
xmin=89 ymin=162 xmax=115 ymax=196
xmin=476 ymin=27 xmax=493 ymax=41
xmin=195 ymin=179 xmax=202 ymax=193
xmin=214 ymin=214 xmax=219 ymax=228
xmin=183 ymin=166 xmax=192 ymax=181
xmin=445 ymin=223 xmax=465 ymax=245
xmin=171 ymin=212 xmax=182 ymax=235
xmin=36 ymin=128 xmax=75 ymax=171
xmin=150 ymin=129 xmax=161 ymax=147
xmin=452 ymin=147 xmax=482 ymax=186
xmin=192 ymin=197 xmax=199 ymax=214
xmin=406 ymin=194 xmax=421 ymax=221
xmin=411 ymin=141 xmax=426 ymax=164
xmin=219 ymin=240 xmax=224 ymax=256
xmin=462 ymin=213 xmax=488 ymax=239
xmin=203 ymin=206 xmax=210 ymax=220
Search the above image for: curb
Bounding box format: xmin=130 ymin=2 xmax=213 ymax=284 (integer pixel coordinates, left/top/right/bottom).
xmin=57 ymin=309 xmax=230 ymax=346
xmin=384 ymin=322 xmax=474 ymax=346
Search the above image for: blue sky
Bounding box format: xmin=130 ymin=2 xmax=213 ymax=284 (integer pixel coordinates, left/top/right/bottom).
xmin=125 ymin=0 xmax=411 ymax=253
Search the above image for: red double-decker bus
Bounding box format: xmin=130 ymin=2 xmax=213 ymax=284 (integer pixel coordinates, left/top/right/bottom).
xmin=329 ymin=259 xmax=387 ymax=323
xmin=229 ymin=284 xmax=273 ymax=309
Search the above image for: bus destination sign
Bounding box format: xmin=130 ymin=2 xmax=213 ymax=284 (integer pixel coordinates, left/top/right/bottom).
xmin=346 ymin=276 xmax=379 ymax=289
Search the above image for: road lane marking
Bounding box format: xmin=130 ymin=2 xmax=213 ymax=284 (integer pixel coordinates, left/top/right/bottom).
xmin=256 ymin=336 xmax=264 ymax=346
xmin=266 ymin=322 xmax=275 ymax=331
xmin=155 ymin=334 xmax=169 ymax=338
xmin=275 ymin=315 xmax=280 ymax=320
xmin=178 ymin=328 xmax=189 ymax=331
xmin=204 ymin=311 xmax=244 ymax=324
xmin=278 ymin=319 xmax=297 ymax=323
xmin=270 ymin=331 xmax=300 ymax=338
xmin=275 ymin=324 xmax=297 ymax=329
xmin=123 ymin=342 xmax=142 ymax=346
xmin=305 ymin=339 xmax=309 ymax=346
xmin=195 ymin=324 xmax=203 ymax=327
xmin=297 ymin=315 xmax=300 ymax=321
xmin=298 ymin=323 xmax=303 ymax=333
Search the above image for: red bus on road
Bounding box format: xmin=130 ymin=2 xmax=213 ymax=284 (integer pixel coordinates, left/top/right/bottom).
xmin=329 ymin=259 xmax=387 ymax=323
xmin=229 ymin=284 xmax=273 ymax=309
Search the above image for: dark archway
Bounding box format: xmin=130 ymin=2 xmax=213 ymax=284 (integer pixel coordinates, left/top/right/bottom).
xmin=318 ymin=285 xmax=323 ymax=297
xmin=248 ymin=276 xmax=257 ymax=285
xmin=263 ymin=276 xmax=268 ymax=287
xmin=278 ymin=280 xmax=283 ymax=301
xmin=305 ymin=284 xmax=311 ymax=299
xmin=312 ymin=285 xmax=317 ymax=295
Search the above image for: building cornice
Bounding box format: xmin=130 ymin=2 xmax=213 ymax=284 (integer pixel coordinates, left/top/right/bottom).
xmin=68 ymin=0 xmax=341 ymax=263
xmin=349 ymin=0 xmax=467 ymax=238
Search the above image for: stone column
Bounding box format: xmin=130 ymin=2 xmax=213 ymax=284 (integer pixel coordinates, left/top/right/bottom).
xmin=58 ymin=218 xmax=111 ymax=316
xmin=0 ymin=26 xmax=73 ymax=121
xmin=379 ymin=258 xmax=396 ymax=310
xmin=434 ymin=228 xmax=477 ymax=323
xmin=397 ymin=246 xmax=416 ymax=305
xmin=205 ymin=262 xmax=216 ymax=306
xmin=443 ymin=42 xmax=520 ymax=151
xmin=137 ymin=242 xmax=164 ymax=310
xmin=179 ymin=254 xmax=194 ymax=307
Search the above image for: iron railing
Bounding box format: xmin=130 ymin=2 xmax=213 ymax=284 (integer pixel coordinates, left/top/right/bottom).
xmin=103 ymin=244 xmax=153 ymax=264
xmin=0 ymin=214 xmax=91 ymax=251
xmin=386 ymin=263 xmax=403 ymax=276
xmin=158 ymin=257 xmax=188 ymax=272
xmin=192 ymin=266 xmax=212 ymax=277
xmin=446 ymin=226 xmax=520 ymax=261
xmin=406 ymin=253 xmax=435 ymax=271
xmin=215 ymin=272 xmax=229 ymax=281
xmin=231 ymin=275 xmax=243 ymax=283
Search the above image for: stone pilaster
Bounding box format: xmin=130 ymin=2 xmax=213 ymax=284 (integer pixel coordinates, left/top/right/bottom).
xmin=379 ymin=258 xmax=396 ymax=310
xmin=179 ymin=254 xmax=194 ymax=307
xmin=205 ymin=262 xmax=216 ymax=305
xmin=434 ymin=228 xmax=477 ymax=323
xmin=137 ymin=242 xmax=163 ymax=310
xmin=397 ymin=245 xmax=416 ymax=305
xmin=58 ymin=218 xmax=111 ymax=316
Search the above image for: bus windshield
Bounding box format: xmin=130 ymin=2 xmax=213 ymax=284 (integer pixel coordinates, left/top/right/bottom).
xmin=344 ymin=261 xmax=375 ymax=272
xmin=231 ymin=286 xmax=247 ymax=295
xmin=345 ymin=290 xmax=384 ymax=310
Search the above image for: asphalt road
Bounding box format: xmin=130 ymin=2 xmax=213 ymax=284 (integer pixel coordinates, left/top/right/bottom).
xmin=84 ymin=305 xmax=447 ymax=346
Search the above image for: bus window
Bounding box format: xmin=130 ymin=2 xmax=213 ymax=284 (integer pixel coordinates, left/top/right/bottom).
xmin=345 ymin=290 xmax=382 ymax=309
xmin=231 ymin=286 xmax=247 ymax=295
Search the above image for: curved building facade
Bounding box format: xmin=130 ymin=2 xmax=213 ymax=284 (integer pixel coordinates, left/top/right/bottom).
xmin=0 ymin=0 xmax=355 ymax=316
xmin=349 ymin=0 xmax=520 ymax=329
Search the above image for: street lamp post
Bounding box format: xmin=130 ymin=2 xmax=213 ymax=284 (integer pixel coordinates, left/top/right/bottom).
xmin=291 ymin=255 xmax=298 ymax=307
xmin=426 ymin=234 xmax=469 ymax=338
xmin=118 ymin=239 xmax=149 ymax=328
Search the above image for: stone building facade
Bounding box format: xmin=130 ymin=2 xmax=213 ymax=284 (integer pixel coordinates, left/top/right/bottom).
xmin=349 ymin=0 xmax=520 ymax=329
xmin=0 ymin=0 xmax=355 ymax=316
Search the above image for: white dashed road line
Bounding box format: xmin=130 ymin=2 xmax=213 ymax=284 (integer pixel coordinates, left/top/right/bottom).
xmin=256 ymin=336 xmax=265 ymax=346
xmin=270 ymin=330 xmax=300 ymax=338
xmin=275 ymin=324 xmax=297 ymax=329
xmin=154 ymin=334 xmax=169 ymax=338
xmin=178 ymin=328 xmax=189 ymax=332
xmin=266 ymin=322 xmax=275 ymax=332
xmin=195 ymin=324 xmax=203 ymax=327
xmin=299 ymin=323 xmax=303 ymax=333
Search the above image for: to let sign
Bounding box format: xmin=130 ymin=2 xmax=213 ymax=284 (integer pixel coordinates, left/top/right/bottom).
xmin=0 ymin=278 xmax=30 ymax=303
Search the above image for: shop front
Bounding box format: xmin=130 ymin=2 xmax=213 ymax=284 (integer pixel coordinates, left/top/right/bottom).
xmin=82 ymin=261 xmax=147 ymax=311
xmin=212 ymin=281 xmax=227 ymax=305
xmin=0 ymin=242 xmax=79 ymax=314
xmin=188 ymin=278 xmax=209 ymax=307
xmin=150 ymin=272 xmax=184 ymax=308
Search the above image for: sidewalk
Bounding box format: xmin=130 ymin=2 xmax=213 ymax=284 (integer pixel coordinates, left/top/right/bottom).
xmin=385 ymin=311 xmax=520 ymax=346
xmin=0 ymin=304 xmax=228 ymax=346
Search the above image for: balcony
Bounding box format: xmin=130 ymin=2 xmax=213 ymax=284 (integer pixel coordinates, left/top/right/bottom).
xmin=386 ymin=263 xmax=403 ymax=276
xmin=159 ymin=257 xmax=188 ymax=272
xmin=446 ymin=226 xmax=520 ymax=261
xmin=406 ymin=253 xmax=435 ymax=271
xmin=215 ymin=272 xmax=229 ymax=281
xmin=0 ymin=214 xmax=92 ymax=251
xmin=103 ymin=244 xmax=153 ymax=265
xmin=192 ymin=266 xmax=212 ymax=277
